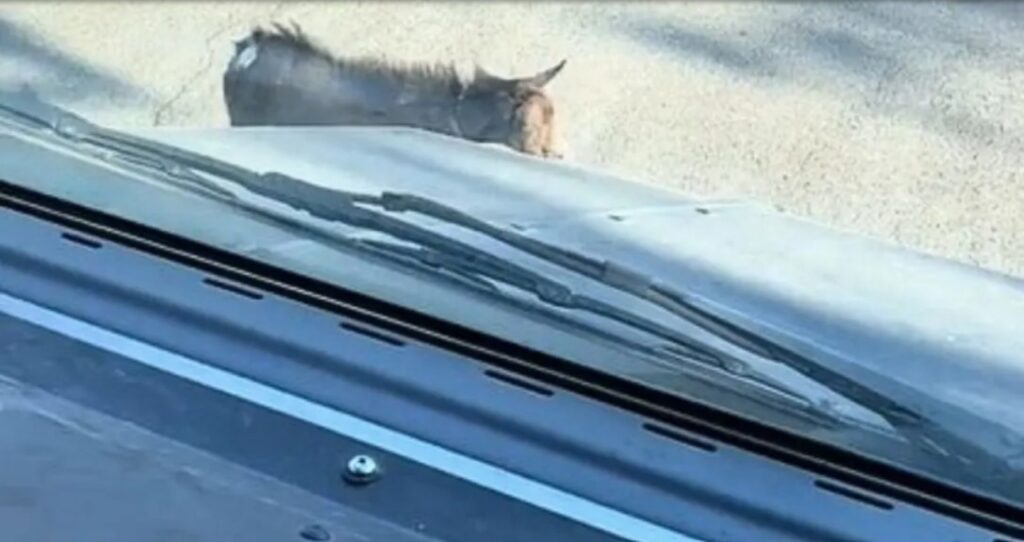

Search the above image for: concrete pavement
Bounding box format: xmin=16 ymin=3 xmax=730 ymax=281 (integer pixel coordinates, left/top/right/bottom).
xmin=2 ymin=2 xmax=1023 ymax=277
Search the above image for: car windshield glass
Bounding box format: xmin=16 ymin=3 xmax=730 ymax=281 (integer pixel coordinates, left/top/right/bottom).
xmin=2 ymin=2 xmax=1024 ymax=508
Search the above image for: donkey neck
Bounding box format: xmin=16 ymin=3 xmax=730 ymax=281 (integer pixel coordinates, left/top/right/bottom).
xmin=337 ymin=67 xmax=467 ymax=138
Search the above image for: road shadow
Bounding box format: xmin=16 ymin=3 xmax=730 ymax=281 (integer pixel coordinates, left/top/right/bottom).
xmin=0 ymin=17 xmax=147 ymax=110
xmin=611 ymin=2 xmax=1024 ymax=148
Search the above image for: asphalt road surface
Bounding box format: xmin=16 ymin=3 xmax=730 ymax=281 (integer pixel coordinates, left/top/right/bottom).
xmin=2 ymin=2 xmax=1023 ymax=277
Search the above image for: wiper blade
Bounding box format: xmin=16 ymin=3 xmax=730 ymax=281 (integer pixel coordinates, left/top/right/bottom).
xmin=228 ymin=175 xmax=823 ymax=397
xmin=248 ymin=175 xmax=755 ymax=370
xmin=357 ymin=238 xmax=503 ymax=294
xmin=357 ymin=238 xmax=721 ymax=364
xmin=5 ymin=90 xmax=1018 ymax=487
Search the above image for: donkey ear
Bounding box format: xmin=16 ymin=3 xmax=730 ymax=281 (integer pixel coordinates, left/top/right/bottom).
xmin=468 ymin=64 xmax=518 ymax=94
xmin=522 ymin=59 xmax=566 ymax=88
xmin=474 ymin=65 xmax=496 ymax=81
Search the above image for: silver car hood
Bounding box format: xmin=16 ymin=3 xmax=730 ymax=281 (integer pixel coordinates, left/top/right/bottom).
xmin=89 ymin=125 xmax=1024 ymax=457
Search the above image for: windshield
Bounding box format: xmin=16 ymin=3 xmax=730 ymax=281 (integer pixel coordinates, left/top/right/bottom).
xmin=2 ymin=1 xmax=1024 ymax=508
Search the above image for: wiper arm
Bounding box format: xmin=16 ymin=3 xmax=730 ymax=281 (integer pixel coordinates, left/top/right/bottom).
xmin=5 ymin=89 xmax=1018 ymax=486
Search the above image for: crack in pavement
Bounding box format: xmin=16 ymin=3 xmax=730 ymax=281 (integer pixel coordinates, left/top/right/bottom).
xmin=151 ymin=15 xmax=243 ymax=127
xmin=150 ymin=3 xmax=291 ymax=127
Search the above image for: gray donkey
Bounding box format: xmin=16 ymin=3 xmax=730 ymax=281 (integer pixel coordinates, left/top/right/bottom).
xmin=223 ymin=23 xmax=567 ymax=158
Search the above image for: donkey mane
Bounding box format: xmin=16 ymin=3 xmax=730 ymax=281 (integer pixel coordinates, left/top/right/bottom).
xmin=251 ymin=23 xmax=469 ymax=97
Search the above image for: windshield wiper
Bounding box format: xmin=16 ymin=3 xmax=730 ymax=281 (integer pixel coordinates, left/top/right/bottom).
xmin=0 ymin=91 xmax=810 ymax=401
xmin=3 ymin=89 xmax=1019 ymax=489
xmin=360 ymin=196 xmax=1023 ymax=483
xmin=258 ymin=181 xmax=1024 ymax=479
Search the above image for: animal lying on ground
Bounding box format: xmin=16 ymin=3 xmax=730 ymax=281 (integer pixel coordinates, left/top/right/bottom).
xmin=222 ymin=23 xmax=567 ymax=158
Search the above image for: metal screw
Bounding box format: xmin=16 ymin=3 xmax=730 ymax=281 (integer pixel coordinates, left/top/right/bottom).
xmin=343 ymin=454 xmax=380 ymax=485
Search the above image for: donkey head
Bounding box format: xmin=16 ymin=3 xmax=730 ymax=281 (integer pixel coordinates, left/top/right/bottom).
xmin=456 ymin=60 xmax=566 ymax=159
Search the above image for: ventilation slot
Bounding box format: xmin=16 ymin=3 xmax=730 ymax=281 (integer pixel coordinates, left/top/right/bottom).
xmin=61 ymin=232 xmax=102 ymax=249
xmin=202 ymin=278 xmax=264 ymax=300
xmin=483 ymin=370 xmax=553 ymax=397
xmin=643 ymin=423 xmax=717 ymax=453
xmin=814 ymin=480 xmax=893 ymax=511
xmin=340 ymin=321 xmax=406 ymax=347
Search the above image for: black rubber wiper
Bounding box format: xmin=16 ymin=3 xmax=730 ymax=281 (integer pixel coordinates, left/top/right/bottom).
xmin=3 ymin=89 xmax=1018 ymax=488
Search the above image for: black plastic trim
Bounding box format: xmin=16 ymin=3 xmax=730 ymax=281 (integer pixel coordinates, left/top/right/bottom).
xmin=814 ymin=480 xmax=894 ymax=511
xmin=61 ymin=231 xmax=102 ymax=249
xmin=484 ymin=369 xmax=555 ymax=397
xmin=340 ymin=320 xmax=407 ymax=347
xmin=203 ymin=277 xmax=265 ymax=300
xmin=643 ymin=423 xmax=718 ymax=453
